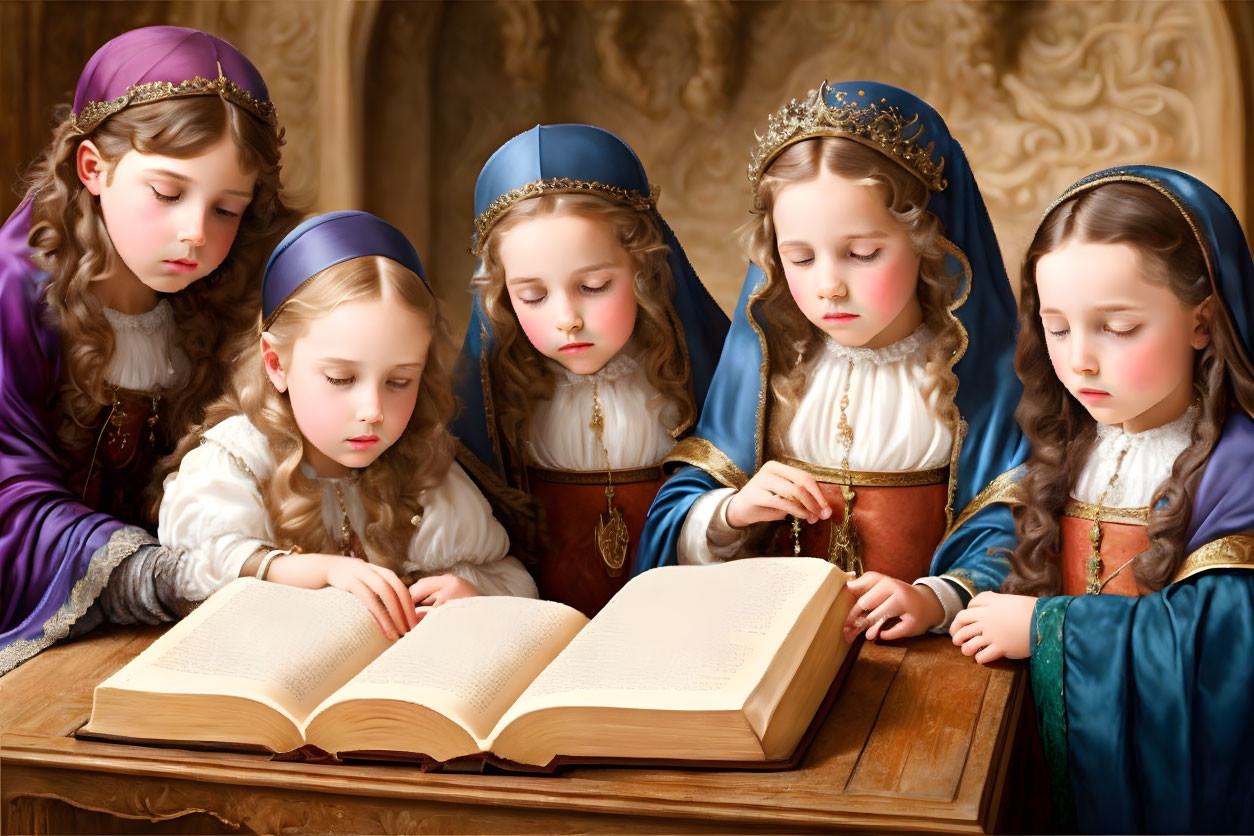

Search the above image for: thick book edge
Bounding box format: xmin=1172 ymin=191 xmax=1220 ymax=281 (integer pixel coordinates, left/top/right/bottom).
xmin=334 ymin=637 xmax=863 ymax=774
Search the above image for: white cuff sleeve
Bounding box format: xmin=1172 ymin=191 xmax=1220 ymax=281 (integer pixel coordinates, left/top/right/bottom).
xmin=678 ymin=488 xmax=748 ymax=565
xmin=913 ymin=575 xmax=965 ymax=633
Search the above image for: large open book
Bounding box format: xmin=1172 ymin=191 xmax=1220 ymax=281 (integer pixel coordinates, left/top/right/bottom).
xmin=81 ymin=558 xmax=855 ymax=771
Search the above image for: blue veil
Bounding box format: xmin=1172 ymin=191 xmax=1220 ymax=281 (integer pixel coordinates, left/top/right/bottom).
xmin=1027 ymin=165 xmax=1254 ymax=833
xmin=636 ymin=81 xmax=1029 ymax=591
xmin=451 ymin=124 xmax=729 ymax=491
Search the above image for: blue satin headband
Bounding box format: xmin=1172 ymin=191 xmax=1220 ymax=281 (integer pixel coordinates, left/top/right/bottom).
xmin=261 ymin=210 xmax=427 ymax=328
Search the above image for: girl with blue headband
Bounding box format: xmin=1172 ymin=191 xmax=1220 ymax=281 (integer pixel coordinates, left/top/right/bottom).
xmin=453 ymin=124 xmax=728 ymax=617
xmin=159 ymin=212 xmax=536 ymax=639
xmin=950 ymin=168 xmax=1254 ymax=832
xmin=0 ymin=26 xmax=296 ymax=673
xmin=638 ymin=82 xmax=1027 ymax=641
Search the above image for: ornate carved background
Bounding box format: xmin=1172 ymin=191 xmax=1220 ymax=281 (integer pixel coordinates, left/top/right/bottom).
xmin=1 ymin=0 xmax=1248 ymax=336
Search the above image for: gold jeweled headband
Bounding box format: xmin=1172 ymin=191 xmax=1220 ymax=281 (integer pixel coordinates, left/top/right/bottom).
xmin=471 ymin=177 xmax=658 ymax=256
xmin=748 ymin=82 xmax=947 ymax=206
xmin=72 ymin=64 xmax=277 ymax=135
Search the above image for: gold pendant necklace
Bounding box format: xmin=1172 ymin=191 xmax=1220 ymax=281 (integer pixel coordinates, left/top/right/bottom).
xmin=793 ymin=357 xmax=862 ymax=574
xmin=1086 ymin=442 xmax=1131 ymax=594
xmin=590 ymin=378 xmax=629 ymax=577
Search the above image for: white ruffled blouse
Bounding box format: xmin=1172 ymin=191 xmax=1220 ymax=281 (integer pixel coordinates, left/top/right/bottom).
xmin=102 ymin=300 xmax=188 ymax=391
xmin=677 ymin=325 xmax=966 ymax=629
xmin=160 ymin=414 xmax=537 ymax=602
xmin=525 ymin=351 xmax=678 ymax=471
xmin=1072 ymin=405 xmax=1199 ymax=508
xmin=680 ymin=325 xmax=953 ymax=565
xmin=785 ymin=326 xmax=952 ymax=470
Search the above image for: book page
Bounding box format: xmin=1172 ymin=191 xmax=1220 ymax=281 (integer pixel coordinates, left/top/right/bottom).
xmin=310 ymin=596 xmax=587 ymax=743
xmin=108 ymin=579 xmax=390 ymax=724
xmin=497 ymin=558 xmax=835 ymax=730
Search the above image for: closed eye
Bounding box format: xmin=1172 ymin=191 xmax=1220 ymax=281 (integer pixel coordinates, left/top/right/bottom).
xmin=386 ymin=379 xmax=414 ymax=391
xmin=151 ymin=186 xmax=180 ymax=203
xmin=582 ymin=281 xmax=610 ymax=295
xmin=849 ymin=249 xmax=880 ymax=262
xmin=1105 ymin=324 xmax=1139 ymax=338
xmin=325 ymin=375 xmax=353 ymax=387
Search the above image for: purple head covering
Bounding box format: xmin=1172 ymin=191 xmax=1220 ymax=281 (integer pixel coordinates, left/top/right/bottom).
xmin=262 ymin=211 xmax=428 ymax=328
xmin=71 ymin=25 xmax=275 ymax=134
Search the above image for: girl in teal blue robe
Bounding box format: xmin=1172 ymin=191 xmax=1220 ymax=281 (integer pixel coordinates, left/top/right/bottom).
xmin=951 ymin=166 xmax=1254 ymax=833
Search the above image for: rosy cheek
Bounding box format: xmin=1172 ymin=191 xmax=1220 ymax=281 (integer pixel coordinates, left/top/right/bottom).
xmin=586 ymin=288 xmax=637 ymax=346
xmin=859 ymin=258 xmax=917 ymax=316
xmin=109 ymin=201 xmax=167 ymax=256
xmin=1110 ymin=339 xmax=1181 ymax=392
xmin=510 ymin=302 xmax=550 ymax=350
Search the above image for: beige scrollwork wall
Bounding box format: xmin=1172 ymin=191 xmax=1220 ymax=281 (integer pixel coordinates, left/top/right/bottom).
xmin=2 ymin=0 xmax=1248 ymax=337
xmin=381 ymin=0 xmax=1246 ymax=333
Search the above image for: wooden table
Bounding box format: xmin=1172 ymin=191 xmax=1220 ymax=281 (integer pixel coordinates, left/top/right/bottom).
xmin=0 ymin=627 xmax=1035 ymax=834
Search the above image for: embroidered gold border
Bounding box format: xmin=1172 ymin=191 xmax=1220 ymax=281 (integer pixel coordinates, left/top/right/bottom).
xmin=941 ymin=570 xmax=978 ymax=598
xmin=527 ymin=464 xmax=663 ymax=485
xmin=776 ymin=456 xmax=948 ymax=487
xmin=745 ymin=274 xmax=772 ymax=470
xmin=665 ymin=436 xmax=749 ymax=490
xmin=73 ymin=75 xmax=277 ymax=135
xmin=937 ymin=233 xmax=972 ymax=531
xmin=1061 ymin=500 xmax=1150 ymax=526
xmin=472 ymin=179 xmax=659 ymax=255
xmin=1172 ymin=534 xmax=1254 ymax=584
xmin=1043 ymin=172 xmax=1254 ymax=397
xmin=944 ymin=466 xmax=1024 ymax=539
xmin=0 ymin=526 xmax=152 ymax=675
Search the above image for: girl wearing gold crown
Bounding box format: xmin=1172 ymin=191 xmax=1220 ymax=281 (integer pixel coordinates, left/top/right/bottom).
xmin=0 ymin=26 xmax=297 ymax=673
xmin=451 ymin=124 xmax=729 ymax=617
xmin=637 ymin=81 xmax=1027 ymax=641
xmin=949 ymin=168 xmax=1254 ymax=832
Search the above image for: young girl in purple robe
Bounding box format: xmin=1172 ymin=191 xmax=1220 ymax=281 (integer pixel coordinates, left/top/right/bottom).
xmin=0 ymin=26 xmax=296 ymax=673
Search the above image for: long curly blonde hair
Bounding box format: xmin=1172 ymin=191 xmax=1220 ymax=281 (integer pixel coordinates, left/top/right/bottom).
xmin=163 ymin=256 xmax=458 ymax=573
xmin=740 ymin=136 xmax=964 ymax=457
xmin=22 ymin=95 xmax=295 ymax=474
xmin=472 ymin=192 xmax=695 ymax=486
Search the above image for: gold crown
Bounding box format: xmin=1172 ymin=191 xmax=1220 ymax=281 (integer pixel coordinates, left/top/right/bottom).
xmin=72 ymin=73 xmax=278 ymax=135
xmin=748 ymin=83 xmax=947 ymax=202
xmin=472 ymin=177 xmax=658 ymax=256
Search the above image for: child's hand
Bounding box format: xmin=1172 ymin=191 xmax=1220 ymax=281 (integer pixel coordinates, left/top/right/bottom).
xmin=842 ymin=571 xmax=944 ymax=642
xmin=266 ymin=553 xmax=418 ymax=640
xmin=949 ymin=591 xmax=1035 ymax=663
xmin=409 ymin=574 xmax=481 ymax=607
xmin=725 ymin=460 xmax=832 ymax=528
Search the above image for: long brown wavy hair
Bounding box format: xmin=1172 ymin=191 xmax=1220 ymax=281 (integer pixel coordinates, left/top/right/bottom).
xmin=473 ymin=192 xmax=695 ymax=486
xmin=1004 ymin=181 xmax=1254 ymax=595
xmin=161 ymin=256 xmax=457 ymax=573
xmin=740 ymin=136 xmax=964 ymax=456
xmin=22 ymin=96 xmax=295 ymax=488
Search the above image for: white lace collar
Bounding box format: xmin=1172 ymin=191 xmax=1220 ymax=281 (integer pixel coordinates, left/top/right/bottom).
xmin=1094 ymin=402 xmax=1199 ymax=452
xmin=817 ymin=323 xmax=932 ymax=366
xmin=102 ymin=299 xmax=175 ymax=335
xmin=547 ymin=349 xmax=641 ymax=388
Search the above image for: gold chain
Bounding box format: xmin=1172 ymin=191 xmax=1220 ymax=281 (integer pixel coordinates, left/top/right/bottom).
xmin=590 ymin=378 xmax=629 ymax=576
xmin=1086 ymin=442 xmax=1131 ymax=594
xmin=333 ymin=481 xmax=363 ymax=559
